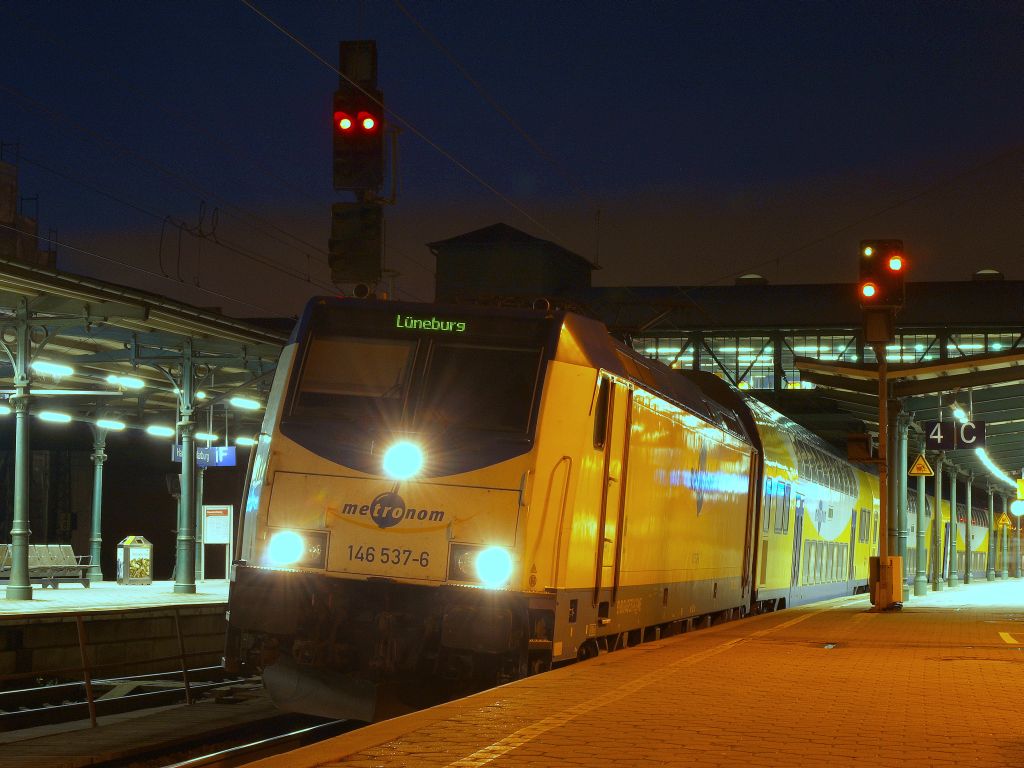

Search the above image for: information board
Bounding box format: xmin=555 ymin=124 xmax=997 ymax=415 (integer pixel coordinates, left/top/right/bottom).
xmin=203 ymin=505 xmax=232 ymax=545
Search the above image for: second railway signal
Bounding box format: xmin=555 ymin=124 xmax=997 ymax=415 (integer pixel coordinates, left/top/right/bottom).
xmin=858 ymin=239 xmax=906 ymax=309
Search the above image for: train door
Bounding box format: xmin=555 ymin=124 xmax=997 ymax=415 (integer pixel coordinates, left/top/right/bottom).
xmin=594 ymin=377 xmax=631 ymax=605
xmin=790 ymin=494 xmax=804 ymax=588
xmin=848 ymin=509 xmax=857 ymax=582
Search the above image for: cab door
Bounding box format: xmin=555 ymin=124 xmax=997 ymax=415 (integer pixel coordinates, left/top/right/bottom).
xmin=593 ymin=377 xmax=631 ymax=604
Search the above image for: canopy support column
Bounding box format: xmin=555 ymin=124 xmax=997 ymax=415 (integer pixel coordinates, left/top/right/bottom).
xmin=174 ymin=339 xmax=197 ymax=595
xmin=947 ymin=467 xmax=959 ymax=588
xmin=1015 ymin=505 xmax=1021 ymax=579
xmin=932 ymin=453 xmax=944 ymax=591
xmin=6 ymin=299 xmax=32 ymax=601
xmin=913 ymin=438 xmax=928 ymax=597
xmin=896 ymin=415 xmax=909 ymax=591
xmin=87 ymin=428 xmax=108 ymax=582
xmin=194 ymin=465 xmax=205 ymax=581
xmin=1000 ymin=495 xmax=1009 ymax=579
xmin=986 ymin=487 xmax=996 ymax=581
xmin=963 ymin=475 xmax=972 ymax=584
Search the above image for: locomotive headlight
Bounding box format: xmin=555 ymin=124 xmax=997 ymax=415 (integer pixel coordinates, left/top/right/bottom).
xmin=382 ymin=441 xmax=424 ymax=480
xmin=475 ymin=547 xmax=513 ymax=589
xmin=267 ymin=530 xmax=305 ymax=565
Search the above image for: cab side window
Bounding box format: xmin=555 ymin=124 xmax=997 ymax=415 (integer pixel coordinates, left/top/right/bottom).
xmin=593 ymin=377 xmax=610 ymax=449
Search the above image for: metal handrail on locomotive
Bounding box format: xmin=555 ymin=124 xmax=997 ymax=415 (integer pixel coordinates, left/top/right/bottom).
xmin=224 ymin=298 xmax=961 ymax=721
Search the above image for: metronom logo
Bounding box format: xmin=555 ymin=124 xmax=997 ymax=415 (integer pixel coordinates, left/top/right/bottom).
xmin=340 ymin=491 xmax=446 ymax=530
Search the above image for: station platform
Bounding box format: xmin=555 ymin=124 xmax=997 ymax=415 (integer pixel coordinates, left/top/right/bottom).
xmin=0 ymin=580 xmax=228 ymax=619
xmin=246 ymin=579 xmax=1024 ymax=768
xmin=0 ymin=581 xmax=229 ymax=683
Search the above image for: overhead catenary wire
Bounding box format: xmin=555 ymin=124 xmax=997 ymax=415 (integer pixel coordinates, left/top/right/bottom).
xmin=390 ymin=0 xmax=598 ymax=210
xmin=10 ymin=150 xmax=341 ymax=295
xmin=0 ymin=82 xmax=329 ymax=271
xmin=1 ymin=5 xmax=327 ymax=213
xmin=629 ymin=141 xmax=1024 ymax=331
xmin=238 ymin=0 xmax=568 ymax=245
xmin=0 ymin=221 xmax=277 ymax=314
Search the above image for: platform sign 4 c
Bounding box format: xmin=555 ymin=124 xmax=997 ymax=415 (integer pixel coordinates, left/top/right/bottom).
xmin=923 ymin=420 xmax=985 ymax=451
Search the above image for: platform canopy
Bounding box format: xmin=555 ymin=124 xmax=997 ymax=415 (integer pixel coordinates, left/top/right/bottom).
xmin=796 ymin=349 xmax=1024 ymax=487
xmin=0 ymin=256 xmax=289 ymax=437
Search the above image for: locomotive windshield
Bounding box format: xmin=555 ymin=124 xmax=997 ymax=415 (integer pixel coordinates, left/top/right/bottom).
xmin=416 ymin=344 xmax=541 ymax=433
xmin=292 ymin=336 xmax=416 ymax=422
xmin=279 ymin=302 xmax=556 ymax=474
xmin=291 ymin=334 xmax=541 ymax=435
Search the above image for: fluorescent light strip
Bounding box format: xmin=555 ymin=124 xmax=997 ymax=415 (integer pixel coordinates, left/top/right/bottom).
xmin=31 ymin=360 xmax=74 ymax=377
xmin=38 ymin=411 xmax=72 ymax=423
xmin=229 ymin=396 xmax=261 ymax=410
xmin=976 ymin=448 xmax=1016 ymax=488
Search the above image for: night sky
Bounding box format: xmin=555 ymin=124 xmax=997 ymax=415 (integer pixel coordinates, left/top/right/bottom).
xmin=2 ymin=1 xmax=1022 ymax=316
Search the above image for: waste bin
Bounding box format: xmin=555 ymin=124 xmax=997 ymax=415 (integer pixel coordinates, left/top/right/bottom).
xmin=116 ymin=535 xmax=153 ymax=585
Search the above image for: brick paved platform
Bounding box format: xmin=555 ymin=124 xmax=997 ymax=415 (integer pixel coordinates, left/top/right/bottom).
xmin=245 ymin=579 xmax=1024 ymax=768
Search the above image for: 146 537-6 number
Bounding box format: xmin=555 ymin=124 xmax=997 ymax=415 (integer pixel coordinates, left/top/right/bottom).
xmin=347 ymin=545 xmax=429 ymax=568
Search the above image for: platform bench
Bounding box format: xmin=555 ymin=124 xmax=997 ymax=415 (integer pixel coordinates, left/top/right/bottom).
xmin=0 ymin=543 xmax=91 ymax=588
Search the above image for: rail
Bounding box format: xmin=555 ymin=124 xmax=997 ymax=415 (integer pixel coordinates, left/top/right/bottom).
xmin=161 ymin=720 xmax=351 ymax=768
xmin=0 ymin=606 xmax=213 ymax=728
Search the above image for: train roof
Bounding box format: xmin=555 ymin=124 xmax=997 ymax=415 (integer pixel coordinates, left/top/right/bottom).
xmin=556 ymin=312 xmax=752 ymax=442
xmin=297 ymin=297 xmax=753 ymax=443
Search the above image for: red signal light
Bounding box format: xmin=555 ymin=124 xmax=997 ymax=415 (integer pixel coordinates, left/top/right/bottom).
xmin=358 ymin=111 xmax=377 ymax=131
xmin=888 ymin=255 xmax=904 ymax=271
xmin=335 ymin=111 xmax=353 ymax=131
xmin=861 ymin=282 xmax=877 ymax=299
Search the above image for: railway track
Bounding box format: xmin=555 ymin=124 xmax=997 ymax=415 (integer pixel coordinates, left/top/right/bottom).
xmin=0 ymin=666 xmax=248 ymax=732
xmin=157 ymin=719 xmax=353 ymax=768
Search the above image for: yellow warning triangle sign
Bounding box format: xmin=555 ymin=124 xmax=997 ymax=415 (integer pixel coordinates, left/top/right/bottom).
xmin=998 ymin=512 xmax=1011 ymax=527
xmin=908 ymin=453 xmax=934 ymax=477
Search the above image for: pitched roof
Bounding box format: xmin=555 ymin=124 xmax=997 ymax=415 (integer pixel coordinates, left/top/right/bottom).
xmin=427 ymin=222 xmax=597 ymax=270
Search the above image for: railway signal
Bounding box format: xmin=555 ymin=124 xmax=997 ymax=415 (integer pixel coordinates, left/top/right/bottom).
xmin=332 ymin=92 xmax=384 ymax=191
xmin=857 ymin=238 xmax=909 ymax=611
xmin=329 ymin=40 xmax=386 ymax=290
xmin=858 ymin=239 xmax=906 ymax=309
xmin=332 ymin=41 xmax=384 ymax=193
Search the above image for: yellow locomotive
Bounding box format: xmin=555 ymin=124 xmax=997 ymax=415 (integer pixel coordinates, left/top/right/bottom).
xmin=228 ymin=298 xmax=893 ymax=720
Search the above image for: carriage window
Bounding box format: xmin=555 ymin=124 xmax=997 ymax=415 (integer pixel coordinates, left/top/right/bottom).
xmin=804 ymin=540 xmax=813 ymax=584
xmin=763 ymin=478 xmax=774 ymax=533
xmin=293 ymin=336 xmax=416 ymax=419
xmin=593 ymin=377 xmax=610 ymax=449
xmin=418 ymin=344 xmax=542 ymax=434
xmin=775 ymin=482 xmax=791 ymax=533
